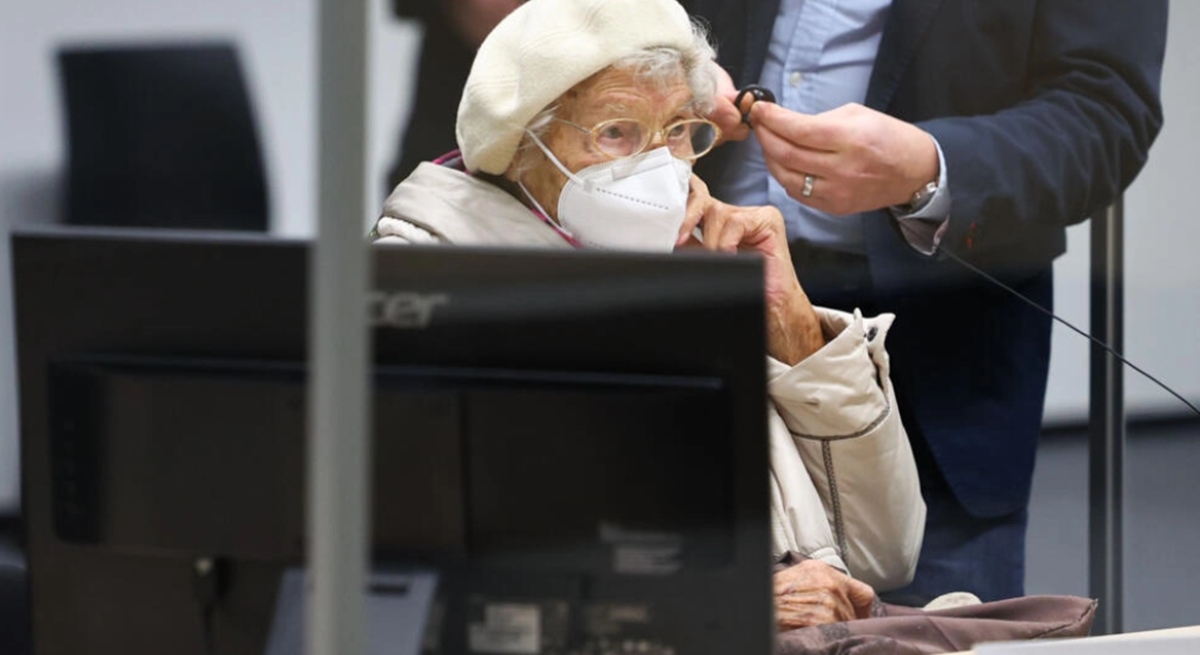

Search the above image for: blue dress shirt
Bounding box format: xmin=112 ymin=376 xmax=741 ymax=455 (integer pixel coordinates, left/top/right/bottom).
xmin=714 ymin=0 xmax=949 ymax=255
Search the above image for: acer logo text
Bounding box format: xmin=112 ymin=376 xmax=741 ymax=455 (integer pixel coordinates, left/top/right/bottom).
xmin=369 ymin=292 xmax=448 ymax=328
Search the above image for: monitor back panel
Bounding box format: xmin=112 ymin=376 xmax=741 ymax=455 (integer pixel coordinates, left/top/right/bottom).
xmin=13 ymin=231 xmax=772 ymax=655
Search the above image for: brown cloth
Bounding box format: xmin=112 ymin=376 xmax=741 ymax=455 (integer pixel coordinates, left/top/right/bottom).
xmin=774 ymin=555 xmax=1097 ymax=654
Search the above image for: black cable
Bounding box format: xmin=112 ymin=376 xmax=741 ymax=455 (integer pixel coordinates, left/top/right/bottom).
xmin=727 ymin=82 xmax=1197 ymax=419
xmin=939 ymin=245 xmax=1200 ymax=418
xmin=201 ymin=606 xmax=215 ymax=655
xmin=192 ymin=557 xmax=221 ymax=655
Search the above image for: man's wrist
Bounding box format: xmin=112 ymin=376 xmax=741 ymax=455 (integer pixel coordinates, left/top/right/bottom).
xmin=898 ymin=130 xmax=940 ymax=207
xmin=901 ymin=180 xmax=939 ymax=213
xmin=893 ymin=134 xmax=949 ymax=219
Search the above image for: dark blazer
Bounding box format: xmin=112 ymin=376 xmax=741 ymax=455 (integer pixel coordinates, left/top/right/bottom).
xmin=684 ymin=0 xmax=1168 ymax=516
xmin=388 ymin=0 xmax=478 ymax=187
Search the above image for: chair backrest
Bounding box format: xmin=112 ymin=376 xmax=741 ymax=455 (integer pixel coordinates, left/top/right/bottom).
xmin=0 ymin=563 xmax=29 ymax=655
xmin=57 ymin=42 xmax=269 ymax=230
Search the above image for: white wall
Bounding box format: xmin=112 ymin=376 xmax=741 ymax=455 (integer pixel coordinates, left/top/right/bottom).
xmin=1043 ymin=0 xmax=1200 ymax=423
xmin=0 ymin=0 xmax=421 ymax=512
xmin=1 ymin=0 xmax=1198 ymax=511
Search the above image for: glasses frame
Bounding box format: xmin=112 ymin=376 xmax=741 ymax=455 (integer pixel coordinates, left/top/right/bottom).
xmin=556 ymin=116 xmax=723 ymax=162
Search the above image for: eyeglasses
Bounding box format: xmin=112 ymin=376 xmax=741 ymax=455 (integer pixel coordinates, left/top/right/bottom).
xmin=556 ymin=116 xmax=722 ymax=161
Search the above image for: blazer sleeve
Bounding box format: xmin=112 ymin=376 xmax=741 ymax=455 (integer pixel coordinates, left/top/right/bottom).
xmin=919 ymin=0 xmax=1167 ymax=260
xmin=767 ymin=308 xmax=926 ymax=591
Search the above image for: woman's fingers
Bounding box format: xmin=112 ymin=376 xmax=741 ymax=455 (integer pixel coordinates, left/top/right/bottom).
xmin=679 ymin=175 xmax=712 ymax=247
xmin=772 ymin=560 xmax=876 ymax=630
xmin=707 ymin=64 xmax=750 ymax=143
xmin=775 ymin=587 xmax=856 ymax=629
xmin=846 ymin=577 xmax=878 ymax=619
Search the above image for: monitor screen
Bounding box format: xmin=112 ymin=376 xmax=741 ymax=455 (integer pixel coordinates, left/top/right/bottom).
xmin=13 ymin=229 xmax=773 ymax=655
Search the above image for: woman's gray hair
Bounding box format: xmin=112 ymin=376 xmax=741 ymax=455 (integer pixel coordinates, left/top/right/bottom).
xmin=511 ymin=18 xmax=719 ymax=176
xmin=615 ymin=18 xmax=719 ymax=114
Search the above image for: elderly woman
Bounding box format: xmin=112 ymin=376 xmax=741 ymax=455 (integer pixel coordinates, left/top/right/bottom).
xmin=374 ymin=0 xmax=924 ymax=629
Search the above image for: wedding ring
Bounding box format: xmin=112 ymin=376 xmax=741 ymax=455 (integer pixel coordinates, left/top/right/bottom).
xmin=801 ymin=174 xmax=816 ymax=198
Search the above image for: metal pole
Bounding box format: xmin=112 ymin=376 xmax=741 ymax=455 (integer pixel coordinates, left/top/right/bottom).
xmin=307 ymin=0 xmax=372 ymax=653
xmin=1088 ymin=198 xmax=1125 ymax=636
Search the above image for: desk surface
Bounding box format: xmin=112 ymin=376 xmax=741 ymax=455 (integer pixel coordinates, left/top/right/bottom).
xmin=950 ymin=626 xmax=1200 ymax=654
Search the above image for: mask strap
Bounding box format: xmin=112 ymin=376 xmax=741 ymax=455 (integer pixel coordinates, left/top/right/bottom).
xmin=517 ymin=179 xmax=582 ymax=246
xmin=525 ymin=130 xmax=588 ymax=189
xmin=516 ymin=179 xmax=555 ymax=223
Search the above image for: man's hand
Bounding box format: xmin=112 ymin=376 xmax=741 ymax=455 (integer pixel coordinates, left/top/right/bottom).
xmin=750 ymin=102 xmax=939 ymax=216
xmin=774 ymin=559 xmax=877 ymax=631
xmin=679 ymin=176 xmax=825 ymax=365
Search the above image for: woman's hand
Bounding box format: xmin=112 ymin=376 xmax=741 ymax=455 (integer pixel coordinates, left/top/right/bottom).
xmin=774 ymin=559 xmax=877 ymax=631
xmin=679 ymin=176 xmax=825 ymax=365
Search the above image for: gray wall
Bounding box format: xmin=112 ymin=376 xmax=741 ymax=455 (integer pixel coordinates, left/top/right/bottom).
xmin=1044 ymin=0 xmax=1200 ymax=422
xmin=1025 ymin=425 xmax=1200 ymax=632
xmin=1 ymin=2 xmax=1198 ymax=509
xmin=0 ymin=0 xmax=419 ymax=512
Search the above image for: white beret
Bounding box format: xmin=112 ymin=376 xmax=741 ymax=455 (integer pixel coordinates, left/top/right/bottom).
xmin=456 ymin=0 xmax=698 ymax=174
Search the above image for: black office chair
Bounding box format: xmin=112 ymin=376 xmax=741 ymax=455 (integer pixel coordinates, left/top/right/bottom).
xmin=0 ymin=513 xmax=28 ymax=655
xmin=0 ymin=564 xmax=29 ymax=655
xmin=57 ymin=42 xmax=269 ymax=230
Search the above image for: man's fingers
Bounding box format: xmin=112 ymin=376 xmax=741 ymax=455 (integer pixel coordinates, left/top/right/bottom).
xmin=752 ymin=103 xmax=846 ymax=151
xmin=759 ymin=152 xmax=832 ymax=209
xmin=743 ymin=103 xmax=861 ymax=210
xmin=755 ymin=138 xmax=852 ymax=212
xmin=756 ymin=126 xmax=839 ymax=180
xmin=760 ymin=155 xmax=815 ymax=203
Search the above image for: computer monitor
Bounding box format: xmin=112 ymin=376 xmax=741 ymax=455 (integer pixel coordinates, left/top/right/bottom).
xmin=13 ymin=229 xmax=772 ymax=655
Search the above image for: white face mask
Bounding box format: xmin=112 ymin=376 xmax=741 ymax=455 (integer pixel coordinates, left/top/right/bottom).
xmin=522 ymin=132 xmax=692 ymax=252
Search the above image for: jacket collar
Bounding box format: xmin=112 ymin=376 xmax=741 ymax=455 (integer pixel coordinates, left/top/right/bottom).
xmin=380 ymin=163 xmax=573 ymax=249
xmin=743 ymin=0 xmax=783 ymax=87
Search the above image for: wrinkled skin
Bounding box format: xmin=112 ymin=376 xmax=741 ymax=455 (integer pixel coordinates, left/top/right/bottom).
xmin=706 ymin=64 xmax=939 ymax=216
xmin=506 ymin=65 xmax=826 ymax=364
xmin=774 ymin=559 xmax=877 ymax=630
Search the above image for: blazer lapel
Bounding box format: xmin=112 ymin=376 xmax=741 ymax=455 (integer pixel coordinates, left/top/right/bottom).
xmin=865 ymin=0 xmax=945 ymax=111
xmin=741 ymin=0 xmax=783 ymax=85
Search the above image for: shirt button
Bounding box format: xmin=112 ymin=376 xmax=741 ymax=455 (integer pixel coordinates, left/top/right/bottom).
xmin=788 ymin=71 xmax=804 ymax=87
